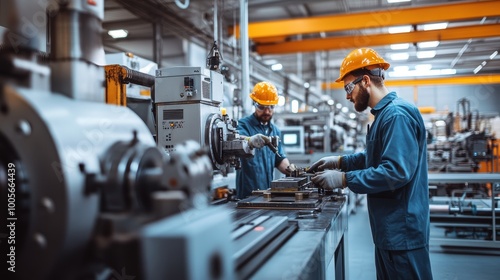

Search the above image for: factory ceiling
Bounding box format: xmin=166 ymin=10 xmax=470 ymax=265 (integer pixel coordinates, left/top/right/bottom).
xmin=103 ymin=0 xmax=500 ymax=90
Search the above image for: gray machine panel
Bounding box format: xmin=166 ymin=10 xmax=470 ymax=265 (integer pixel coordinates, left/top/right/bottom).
xmin=157 ymin=103 xmax=220 ymax=153
xmin=155 ymin=66 xmax=223 ymax=103
xmin=155 ymin=66 xmax=225 ymax=154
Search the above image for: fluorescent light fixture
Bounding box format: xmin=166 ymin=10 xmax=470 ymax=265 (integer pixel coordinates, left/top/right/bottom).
xmin=108 ymin=29 xmax=128 ymax=38
xmin=387 ymin=0 xmax=411 ymax=3
xmin=435 ymin=120 xmax=446 ymax=127
xmin=388 ymin=25 xmax=412 ymax=34
xmin=416 ymin=51 xmax=436 ymax=59
xmin=388 ymin=68 xmax=456 ymax=77
xmin=390 ymin=43 xmax=410 ymax=50
xmin=417 ymin=41 xmax=439 ymax=48
xmin=263 ymin=59 xmax=278 ymax=65
xmin=440 ymin=69 xmax=456 ymax=75
xmin=422 ymin=22 xmax=448 ymax=31
xmin=291 ymin=100 xmax=299 ymax=113
xmin=390 ymin=53 xmax=409 ymax=60
xmin=393 ymin=66 xmax=409 ymax=72
xmin=271 ymin=63 xmax=283 ymax=71
xmin=277 ymin=96 xmax=286 ymax=106
xmin=473 ymin=65 xmax=483 ymax=74
xmin=490 ymin=51 xmax=498 ymax=60
xmin=415 ymin=64 xmax=432 ymax=71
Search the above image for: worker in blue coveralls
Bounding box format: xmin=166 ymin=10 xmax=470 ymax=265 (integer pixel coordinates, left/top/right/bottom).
xmin=309 ymin=48 xmax=433 ymax=280
xmin=236 ymin=81 xmax=291 ymax=199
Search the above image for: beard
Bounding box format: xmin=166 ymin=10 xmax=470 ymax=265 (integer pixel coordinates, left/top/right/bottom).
xmin=353 ymin=84 xmax=370 ymax=112
xmin=255 ymin=112 xmax=273 ymax=123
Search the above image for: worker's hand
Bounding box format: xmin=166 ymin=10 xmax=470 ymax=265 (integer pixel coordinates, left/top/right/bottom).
xmin=309 ymin=156 xmax=340 ymax=172
xmin=311 ymin=170 xmax=345 ymax=190
xmin=246 ymin=134 xmax=270 ymax=149
xmin=285 ymin=163 xmax=297 ymax=175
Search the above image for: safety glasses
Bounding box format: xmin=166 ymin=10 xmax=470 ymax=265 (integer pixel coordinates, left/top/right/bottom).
xmin=254 ymin=102 xmax=275 ymax=111
xmin=344 ymin=76 xmax=363 ymax=96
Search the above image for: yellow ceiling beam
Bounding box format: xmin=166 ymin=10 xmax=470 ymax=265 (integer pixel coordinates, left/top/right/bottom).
xmin=322 ymin=75 xmax=500 ymax=90
xmin=256 ymin=23 xmax=500 ymax=55
xmin=233 ymin=0 xmax=500 ymax=39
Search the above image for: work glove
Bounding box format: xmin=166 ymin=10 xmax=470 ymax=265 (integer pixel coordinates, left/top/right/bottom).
xmin=246 ymin=133 xmax=270 ymax=149
xmin=311 ymin=170 xmax=345 ymax=190
xmin=309 ymin=156 xmax=341 ymax=172
xmin=285 ymin=163 xmax=297 ymax=176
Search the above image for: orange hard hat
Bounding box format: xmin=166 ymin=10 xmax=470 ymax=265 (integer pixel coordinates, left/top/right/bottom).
xmin=336 ymin=48 xmax=390 ymax=82
xmin=249 ymin=81 xmax=279 ymax=105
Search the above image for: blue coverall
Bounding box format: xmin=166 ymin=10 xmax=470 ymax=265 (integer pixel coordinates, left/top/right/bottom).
xmin=236 ymin=114 xmax=286 ymax=199
xmin=341 ymin=92 xmax=433 ymax=279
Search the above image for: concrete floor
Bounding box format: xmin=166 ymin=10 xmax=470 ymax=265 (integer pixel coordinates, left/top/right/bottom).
xmin=347 ymin=195 xmax=500 ymax=280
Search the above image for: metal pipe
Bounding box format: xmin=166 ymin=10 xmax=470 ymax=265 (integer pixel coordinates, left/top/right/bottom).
xmin=240 ymin=0 xmax=250 ymax=115
xmin=122 ymin=66 xmax=155 ymax=87
xmin=153 ymin=22 xmax=162 ymax=68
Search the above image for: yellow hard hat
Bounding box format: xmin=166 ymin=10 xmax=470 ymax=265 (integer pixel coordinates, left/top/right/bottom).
xmin=249 ymin=81 xmax=279 ymax=105
xmin=336 ymin=48 xmax=390 ymax=83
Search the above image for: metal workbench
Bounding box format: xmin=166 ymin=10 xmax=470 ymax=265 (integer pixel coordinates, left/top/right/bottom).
xmin=228 ymin=194 xmax=348 ymax=280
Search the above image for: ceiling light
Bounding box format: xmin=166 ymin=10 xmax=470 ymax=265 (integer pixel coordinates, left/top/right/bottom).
xmin=473 ymin=65 xmax=482 ymax=74
xmin=387 ymin=0 xmax=411 ymax=3
xmin=390 ymin=43 xmax=410 ymax=50
xmin=388 ymin=68 xmax=455 ymax=77
xmin=349 ymin=113 xmax=357 ymax=119
xmin=277 ymin=96 xmax=286 ymax=106
xmin=393 ymin=66 xmax=409 ymax=72
xmin=341 ymin=107 xmax=349 ymax=113
xmin=416 ymin=51 xmax=436 ymax=59
xmin=271 ymin=63 xmax=283 ymax=71
xmin=415 ymin=64 xmax=432 ymax=71
xmin=435 ymin=120 xmax=446 ymax=127
xmin=304 ymin=82 xmax=310 ymax=89
xmin=291 ymin=100 xmax=299 ymax=113
xmin=108 ymin=29 xmax=128 ymax=39
xmin=336 ymin=103 xmax=342 ymax=109
xmin=422 ymin=22 xmax=448 ymax=31
xmin=388 ymin=25 xmax=412 ymax=34
xmin=490 ymin=51 xmax=498 ymax=60
xmin=417 ymin=41 xmax=439 ymax=48
xmin=440 ymin=69 xmax=456 ymax=75
xmin=390 ymin=53 xmax=409 ymax=60
xmin=263 ymin=59 xmax=278 ymax=65
xmin=327 ymin=99 xmax=334 ymax=105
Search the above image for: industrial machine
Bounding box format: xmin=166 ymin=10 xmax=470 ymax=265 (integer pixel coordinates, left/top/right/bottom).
xmin=428 ymin=173 xmax=500 ymax=253
xmin=154 ymin=66 xmax=253 ymax=176
xmin=232 ymin=164 xmax=348 ymax=279
xmin=0 ymin=1 xmax=349 ymax=279
xmin=0 ymin=1 xmax=235 ymax=279
xmin=237 ymin=165 xmax=324 ymax=209
xmin=424 ymin=98 xmax=500 ymax=253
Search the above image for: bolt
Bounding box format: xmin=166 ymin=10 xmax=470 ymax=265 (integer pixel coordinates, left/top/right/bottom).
xmin=16 ymin=119 xmax=31 ymax=136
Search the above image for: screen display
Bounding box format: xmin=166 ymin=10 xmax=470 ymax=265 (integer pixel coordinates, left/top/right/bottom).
xmin=283 ymin=133 xmax=298 ymax=145
xmin=280 ymin=126 xmax=304 ymax=153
